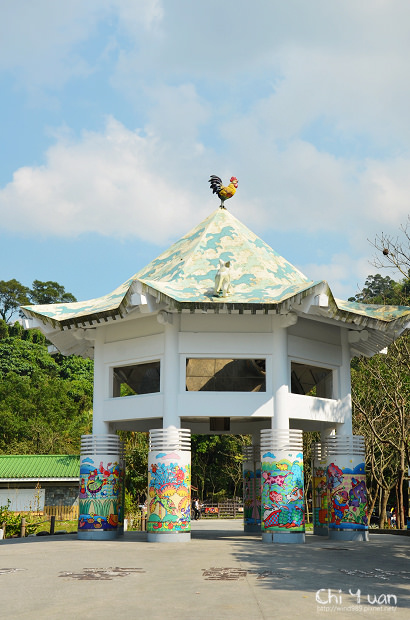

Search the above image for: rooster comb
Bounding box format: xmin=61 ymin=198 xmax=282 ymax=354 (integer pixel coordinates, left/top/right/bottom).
xmin=230 ymin=176 xmax=238 ymax=183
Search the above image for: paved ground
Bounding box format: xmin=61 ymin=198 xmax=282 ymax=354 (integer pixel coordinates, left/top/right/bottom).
xmin=1 ymin=520 xmax=409 ymax=619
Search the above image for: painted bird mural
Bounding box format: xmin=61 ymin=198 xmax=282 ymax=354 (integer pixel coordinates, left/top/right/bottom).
xmin=209 ymin=175 xmax=238 ymax=208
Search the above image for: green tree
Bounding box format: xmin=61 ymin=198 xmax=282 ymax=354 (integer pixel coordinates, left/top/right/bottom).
xmin=0 ymin=337 xmax=58 ymax=378
xmin=219 ymin=435 xmax=251 ymax=499
xmin=0 ymin=370 xmax=92 ymax=453
xmin=348 ymin=274 xmax=399 ymax=305
xmin=30 ymin=280 xmax=77 ymax=305
xmin=0 ymin=279 xmax=30 ymax=322
xmin=191 ymin=434 xmax=251 ymax=501
xmin=120 ymin=432 xmax=149 ymax=505
xmin=0 ymin=330 xmax=93 ymax=454
xmin=352 ymin=337 xmax=409 ymax=528
xmin=351 ymin=239 xmax=410 ymax=528
xmin=0 ymin=320 xmax=8 ymax=340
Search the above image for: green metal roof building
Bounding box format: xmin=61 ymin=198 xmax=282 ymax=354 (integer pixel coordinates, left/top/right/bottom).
xmin=0 ymin=455 xmax=80 ymax=481
xmin=0 ymin=455 xmax=80 ymax=512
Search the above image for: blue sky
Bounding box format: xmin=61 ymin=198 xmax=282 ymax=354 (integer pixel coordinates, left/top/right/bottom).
xmin=1 ymin=0 xmax=410 ymax=305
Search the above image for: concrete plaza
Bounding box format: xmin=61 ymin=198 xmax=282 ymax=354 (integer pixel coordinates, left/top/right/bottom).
xmin=1 ymin=519 xmax=409 ymax=619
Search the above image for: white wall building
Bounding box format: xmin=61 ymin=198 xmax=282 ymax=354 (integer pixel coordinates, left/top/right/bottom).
xmin=22 ymin=207 xmax=410 ymax=543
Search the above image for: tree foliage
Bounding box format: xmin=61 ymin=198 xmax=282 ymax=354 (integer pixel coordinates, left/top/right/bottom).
xmin=191 ymin=434 xmax=251 ymax=501
xmin=0 ymin=325 xmax=93 ymax=454
xmin=0 ymin=278 xmax=77 ymax=324
xmin=30 ymin=280 xmax=77 ymax=305
xmin=119 ymin=431 xmax=149 ymax=506
xmin=348 ymin=274 xmax=400 ymax=305
xmin=0 ymin=279 xmax=30 ymax=322
xmin=351 ymin=226 xmax=410 ymax=527
xmin=352 ymin=336 xmax=409 ymax=528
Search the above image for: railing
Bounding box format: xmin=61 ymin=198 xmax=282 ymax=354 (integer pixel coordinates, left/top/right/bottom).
xmin=201 ymin=500 xmax=243 ymax=518
xmin=43 ymin=505 xmax=79 ymax=521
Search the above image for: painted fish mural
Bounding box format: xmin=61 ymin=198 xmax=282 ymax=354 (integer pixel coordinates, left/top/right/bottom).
xmin=327 ymin=463 xmax=368 ymax=530
xmin=261 ymin=457 xmax=304 ymax=532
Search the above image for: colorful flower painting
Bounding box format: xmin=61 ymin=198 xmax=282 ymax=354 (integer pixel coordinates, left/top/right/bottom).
xmin=147 ymin=451 xmax=191 ymax=533
xmin=78 ymin=455 xmax=124 ymax=531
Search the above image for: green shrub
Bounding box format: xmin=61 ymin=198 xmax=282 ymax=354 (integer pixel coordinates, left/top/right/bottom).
xmin=0 ymin=501 xmax=22 ymax=537
xmin=0 ymin=501 xmax=43 ymax=537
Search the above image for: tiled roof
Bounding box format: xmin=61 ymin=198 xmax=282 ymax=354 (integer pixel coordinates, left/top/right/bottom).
xmin=0 ymin=455 xmax=79 ymax=480
xmin=21 ymin=208 xmax=410 ymax=329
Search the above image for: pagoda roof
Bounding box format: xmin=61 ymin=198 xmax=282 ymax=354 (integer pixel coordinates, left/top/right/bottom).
xmin=135 ymin=208 xmax=319 ymax=304
xmin=21 ymin=208 xmax=410 ymax=356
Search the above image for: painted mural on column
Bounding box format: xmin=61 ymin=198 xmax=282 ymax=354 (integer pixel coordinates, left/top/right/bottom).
xmin=261 ymin=451 xmax=304 ymax=531
xmin=78 ymin=456 xmax=124 ymax=531
xmin=327 ymin=462 xmax=368 ymax=530
xmin=243 ymin=467 xmax=261 ymax=528
xmin=313 ymin=465 xmax=328 ymax=528
xmin=147 ymin=451 xmax=191 ymax=533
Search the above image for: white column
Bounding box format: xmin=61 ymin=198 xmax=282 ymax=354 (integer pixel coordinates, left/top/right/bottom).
xmin=92 ymin=327 xmax=111 ymax=435
xmin=162 ymin=314 xmax=180 ymax=429
xmin=260 ymin=429 xmax=305 ymax=544
xmin=338 ymin=328 xmax=353 ymax=436
xmin=147 ymin=428 xmax=191 ymax=542
xmin=78 ymin=434 xmax=125 ymax=540
xmin=272 ymin=316 xmax=293 ymax=430
xmin=323 ymin=435 xmax=368 ymax=542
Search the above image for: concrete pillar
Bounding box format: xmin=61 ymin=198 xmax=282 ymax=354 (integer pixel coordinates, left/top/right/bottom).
xmin=162 ymin=316 xmax=180 ymax=429
xmin=271 ymin=320 xmax=290 ymax=430
xmin=147 ymin=428 xmax=191 ymax=542
xmin=260 ymin=428 xmax=305 ymax=543
xmin=243 ymin=436 xmax=261 ymax=532
xmin=312 ymin=442 xmax=328 ymax=536
xmin=78 ymin=434 xmax=125 ymax=540
xmin=323 ymin=434 xmax=368 ymax=541
xmin=92 ymin=328 xmax=111 ymax=435
xmin=338 ymin=329 xmax=353 ymax=436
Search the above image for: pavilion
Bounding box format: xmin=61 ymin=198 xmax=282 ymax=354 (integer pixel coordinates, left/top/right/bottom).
xmin=22 ymin=207 xmax=410 ymax=543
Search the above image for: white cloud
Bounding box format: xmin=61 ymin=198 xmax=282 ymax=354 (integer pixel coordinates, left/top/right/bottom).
xmin=0 ymin=1 xmax=100 ymax=91
xmin=360 ymin=159 xmax=410 ymax=227
xmin=0 ymin=0 xmax=162 ymax=94
xmin=144 ymin=83 xmax=210 ymax=147
xmin=1 ymin=113 xmax=409 ymax=249
xmin=2 ymin=0 xmax=410 ymax=299
xmin=301 ymin=254 xmax=376 ymax=300
xmin=0 ymin=118 xmax=214 ymax=243
xmin=108 ymin=1 xmax=410 ymax=147
xmin=4 ymin=0 xmax=410 ymax=150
